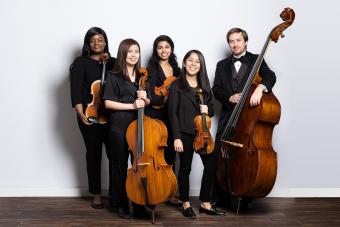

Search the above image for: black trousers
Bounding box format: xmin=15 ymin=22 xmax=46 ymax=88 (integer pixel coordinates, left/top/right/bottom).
xmin=107 ymin=127 xmax=130 ymax=208
xmin=77 ymin=117 xmax=111 ymax=195
xmin=178 ymin=133 xmax=217 ymax=203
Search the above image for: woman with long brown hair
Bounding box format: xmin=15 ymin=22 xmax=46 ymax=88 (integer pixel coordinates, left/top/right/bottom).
xmin=168 ymin=50 xmax=225 ymax=218
xmin=103 ymin=38 xmax=150 ymax=219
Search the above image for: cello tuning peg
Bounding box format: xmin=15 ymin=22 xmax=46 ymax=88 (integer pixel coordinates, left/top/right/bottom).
xmin=281 ymin=33 xmax=285 ymax=38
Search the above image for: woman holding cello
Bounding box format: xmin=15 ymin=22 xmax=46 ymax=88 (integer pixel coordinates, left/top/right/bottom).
xmin=168 ymin=50 xmax=225 ymax=218
xmin=70 ymin=27 xmax=115 ymax=209
xmin=103 ymin=38 xmax=150 ymax=219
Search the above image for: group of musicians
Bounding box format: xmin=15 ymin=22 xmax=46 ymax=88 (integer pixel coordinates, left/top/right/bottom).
xmin=70 ymin=26 xmax=276 ymax=219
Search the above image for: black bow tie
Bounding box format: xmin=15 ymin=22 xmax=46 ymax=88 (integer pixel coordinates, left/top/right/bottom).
xmin=232 ymin=55 xmax=245 ymax=64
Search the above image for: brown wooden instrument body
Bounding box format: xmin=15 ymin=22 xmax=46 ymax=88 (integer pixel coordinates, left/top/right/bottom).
xmin=126 ymin=116 xmax=177 ymax=205
xmin=85 ymin=53 xmax=109 ymax=124
xmin=125 ymin=67 xmax=177 ymax=206
xmin=154 ymin=75 xmax=176 ymax=97
xmin=85 ymin=80 xmax=107 ymax=124
xmin=152 ymin=75 xmax=177 ymax=109
xmin=193 ymin=92 xmax=215 ymax=155
xmin=217 ymin=85 xmax=280 ymax=197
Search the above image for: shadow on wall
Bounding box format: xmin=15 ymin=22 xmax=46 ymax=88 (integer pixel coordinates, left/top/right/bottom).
xmin=53 ymin=48 xmax=89 ymax=195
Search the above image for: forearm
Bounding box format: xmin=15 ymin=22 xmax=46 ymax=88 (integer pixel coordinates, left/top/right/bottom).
xmin=104 ymin=100 xmax=135 ymax=111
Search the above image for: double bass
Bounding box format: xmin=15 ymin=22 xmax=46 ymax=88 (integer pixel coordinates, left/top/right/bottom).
xmin=85 ymin=53 xmax=109 ymax=124
xmin=125 ymin=67 xmax=177 ymax=223
xmin=216 ymin=8 xmax=295 ymax=212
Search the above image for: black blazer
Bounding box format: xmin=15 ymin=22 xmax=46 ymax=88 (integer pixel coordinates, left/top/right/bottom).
xmin=212 ymin=51 xmax=276 ymax=135
xmin=168 ymin=80 xmax=214 ymax=139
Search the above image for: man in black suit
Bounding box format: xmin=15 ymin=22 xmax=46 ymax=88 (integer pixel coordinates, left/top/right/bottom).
xmin=212 ymin=27 xmax=276 ymax=209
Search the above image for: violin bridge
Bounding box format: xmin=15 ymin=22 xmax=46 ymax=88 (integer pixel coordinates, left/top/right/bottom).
xmin=221 ymin=140 xmax=243 ymax=148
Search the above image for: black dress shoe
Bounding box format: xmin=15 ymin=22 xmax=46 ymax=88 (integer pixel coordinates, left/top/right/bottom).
xmin=199 ymin=206 xmax=225 ymax=216
xmin=133 ymin=206 xmax=150 ymax=219
xmin=118 ymin=207 xmax=131 ymax=219
xmin=182 ymin=207 xmax=196 ymax=219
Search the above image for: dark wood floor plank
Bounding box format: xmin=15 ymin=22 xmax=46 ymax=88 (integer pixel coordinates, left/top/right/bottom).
xmin=0 ymin=197 xmax=340 ymax=226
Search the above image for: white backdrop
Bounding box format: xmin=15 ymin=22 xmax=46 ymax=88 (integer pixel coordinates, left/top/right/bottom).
xmin=1 ymin=0 xmax=339 ymax=197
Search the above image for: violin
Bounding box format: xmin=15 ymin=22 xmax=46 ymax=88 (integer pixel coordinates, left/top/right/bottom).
xmin=85 ymin=53 xmax=109 ymax=124
xmin=125 ymin=67 xmax=177 ymax=224
xmin=216 ymin=8 xmax=295 ymax=213
xmin=193 ymin=89 xmax=214 ymax=155
xmin=152 ymin=75 xmax=176 ymax=109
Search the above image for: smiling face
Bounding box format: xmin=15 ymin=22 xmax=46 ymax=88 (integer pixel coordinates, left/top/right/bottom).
xmin=89 ymin=34 xmax=106 ymax=55
xmin=184 ymin=52 xmax=200 ymax=77
xmin=228 ymin=32 xmax=247 ymax=57
xmin=156 ymin=41 xmax=172 ymax=61
xmin=126 ymin=44 xmax=140 ymax=67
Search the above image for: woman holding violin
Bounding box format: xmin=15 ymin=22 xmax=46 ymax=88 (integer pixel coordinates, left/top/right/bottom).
xmin=70 ymin=27 xmax=115 ymax=209
xmin=168 ymin=50 xmax=225 ymax=218
xmin=147 ymin=35 xmax=181 ymax=204
xmin=103 ymin=38 xmax=150 ymax=219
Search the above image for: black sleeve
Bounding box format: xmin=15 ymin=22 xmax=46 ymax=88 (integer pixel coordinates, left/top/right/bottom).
xmin=168 ymin=85 xmax=181 ymax=140
xmin=259 ymin=59 xmax=276 ymax=91
xmin=212 ymin=62 xmax=233 ymax=111
xmin=103 ymin=73 xmax=120 ymax=102
xmin=70 ymin=58 xmax=85 ymax=107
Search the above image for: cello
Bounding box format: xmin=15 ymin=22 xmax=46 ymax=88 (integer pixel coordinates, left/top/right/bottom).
xmin=85 ymin=53 xmax=109 ymax=124
xmin=216 ymin=8 xmax=295 ymax=212
xmin=125 ymin=67 xmax=177 ymax=223
xmin=193 ymin=89 xmax=215 ymax=155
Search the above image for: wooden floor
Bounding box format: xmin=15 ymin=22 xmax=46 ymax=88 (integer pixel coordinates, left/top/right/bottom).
xmin=0 ymin=197 xmax=340 ymax=226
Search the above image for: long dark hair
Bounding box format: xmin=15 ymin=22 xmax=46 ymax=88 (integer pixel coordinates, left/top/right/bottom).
xmin=177 ymin=50 xmax=211 ymax=95
xmin=113 ymin=38 xmax=141 ymax=81
xmin=147 ymin=35 xmax=178 ymax=71
xmin=81 ymin=27 xmax=110 ymax=56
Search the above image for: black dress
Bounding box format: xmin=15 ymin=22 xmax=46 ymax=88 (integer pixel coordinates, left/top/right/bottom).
xmin=70 ymin=55 xmax=116 ymax=195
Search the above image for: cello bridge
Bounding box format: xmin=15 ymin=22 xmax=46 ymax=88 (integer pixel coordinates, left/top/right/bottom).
xmin=221 ymin=140 xmax=244 ymax=148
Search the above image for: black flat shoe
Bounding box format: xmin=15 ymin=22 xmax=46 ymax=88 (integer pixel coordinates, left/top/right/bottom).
xmin=182 ymin=207 xmax=196 ymax=219
xmin=118 ymin=207 xmax=131 ymax=219
xmin=91 ymin=201 xmax=104 ymax=209
xmin=199 ymin=206 xmax=225 ymax=216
